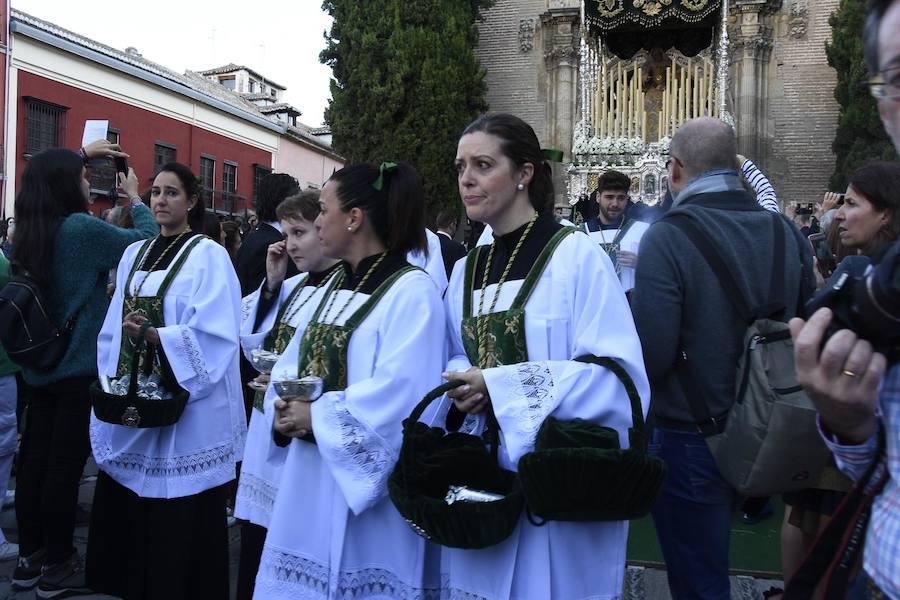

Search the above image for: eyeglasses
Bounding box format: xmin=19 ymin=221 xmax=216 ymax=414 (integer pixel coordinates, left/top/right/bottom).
xmin=865 ymin=67 xmax=900 ymax=101
xmin=665 ymin=156 xmax=683 ymax=170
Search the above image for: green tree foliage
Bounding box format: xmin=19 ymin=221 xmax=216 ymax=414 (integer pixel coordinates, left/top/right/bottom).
xmin=320 ymin=0 xmax=494 ymax=222
xmin=827 ymin=0 xmax=897 ymax=191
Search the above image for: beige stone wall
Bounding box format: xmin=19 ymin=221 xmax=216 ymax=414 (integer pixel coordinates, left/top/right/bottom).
xmin=767 ymin=1 xmax=841 ymax=206
xmin=475 ymin=0 xmax=552 ymax=144
xmin=475 ymin=1 xmax=841 ymax=207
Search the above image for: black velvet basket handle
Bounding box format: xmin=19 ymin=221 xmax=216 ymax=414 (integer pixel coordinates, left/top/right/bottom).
xmin=125 ymin=321 xmax=153 ymax=400
xmin=573 ymin=355 xmax=647 ymax=449
xmin=403 ymin=379 xmax=505 ymax=459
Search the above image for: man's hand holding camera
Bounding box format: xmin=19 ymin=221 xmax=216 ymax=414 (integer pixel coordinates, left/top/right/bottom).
xmin=790 ymin=308 xmax=888 ymax=445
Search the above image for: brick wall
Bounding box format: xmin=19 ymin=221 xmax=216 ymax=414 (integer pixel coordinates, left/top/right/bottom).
xmin=475 ymin=0 xmax=551 ymax=145
xmin=767 ymin=1 xmax=841 ymax=206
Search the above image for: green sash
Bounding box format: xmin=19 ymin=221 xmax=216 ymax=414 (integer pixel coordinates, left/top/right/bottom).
xmin=585 ymin=218 xmax=636 ymax=270
xmin=250 ymin=275 xmax=309 ymax=412
xmin=116 ymin=236 xmax=205 ymax=380
xmin=297 ymin=265 xmax=419 ymax=393
xmin=461 ymin=227 xmax=578 ymax=368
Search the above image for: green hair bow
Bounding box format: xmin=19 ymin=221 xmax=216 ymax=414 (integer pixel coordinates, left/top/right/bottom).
xmin=541 ymin=148 xmax=564 ymax=163
xmin=373 ymin=161 xmax=398 ymax=191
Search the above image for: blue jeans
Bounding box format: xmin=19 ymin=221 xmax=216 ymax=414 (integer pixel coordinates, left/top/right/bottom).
xmin=649 ymin=427 xmax=736 ymax=600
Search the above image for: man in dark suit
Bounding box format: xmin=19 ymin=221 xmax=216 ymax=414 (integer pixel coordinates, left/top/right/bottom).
xmin=234 ymin=173 xmax=301 ymax=428
xmin=235 ymin=173 xmax=301 ymax=296
xmin=435 ymin=209 xmax=467 ymax=279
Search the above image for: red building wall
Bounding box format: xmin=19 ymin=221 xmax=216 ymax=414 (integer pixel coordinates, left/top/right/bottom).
xmin=0 ymin=6 xmax=8 ymax=218
xmin=15 ymin=71 xmax=272 ymax=214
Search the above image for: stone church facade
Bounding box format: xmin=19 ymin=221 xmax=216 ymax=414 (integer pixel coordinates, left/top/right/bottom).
xmin=474 ymin=0 xmax=840 ymax=208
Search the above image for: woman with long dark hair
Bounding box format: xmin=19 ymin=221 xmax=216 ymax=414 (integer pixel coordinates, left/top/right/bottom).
xmin=834 ymin=161 xmax=900 ymax=256
xmin=88 ymin=162 xmax=245 ymax=600
xmin=252 ymin=162 xmax=445 ymax=599
xmin=442 ymin=113 xmax=649 ymax=599
xmin=10 ymin=141 xmax=158 ymax=597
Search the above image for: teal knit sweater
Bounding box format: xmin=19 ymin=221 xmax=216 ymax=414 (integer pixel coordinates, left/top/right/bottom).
xmin=21 ymin=204 xmax=158 ymax=387
xmin=0 ymin=253 xmax=20 ymax=377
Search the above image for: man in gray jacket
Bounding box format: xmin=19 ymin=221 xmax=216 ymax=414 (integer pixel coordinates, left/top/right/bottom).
xmin=631 ymin=117 xmax=814 ymax=599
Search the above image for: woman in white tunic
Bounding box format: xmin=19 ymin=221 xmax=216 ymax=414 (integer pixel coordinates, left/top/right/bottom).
xmin=442 ymin=113 xmax=651 ymax=599
xmin=235 ymin=190 xmax=342 ymax=599
xmin=88 ymin=162 xmax=246 ymax=600
xmin=254 ymin=161 xmax=444 ymax=599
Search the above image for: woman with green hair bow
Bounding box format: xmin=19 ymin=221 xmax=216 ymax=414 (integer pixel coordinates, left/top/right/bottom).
xmin=253 ymin=161 xmax=446 ymax=599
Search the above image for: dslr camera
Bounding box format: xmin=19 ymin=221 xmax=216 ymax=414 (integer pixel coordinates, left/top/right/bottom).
xmin=806 ymin=239 xmax=900 ymax=364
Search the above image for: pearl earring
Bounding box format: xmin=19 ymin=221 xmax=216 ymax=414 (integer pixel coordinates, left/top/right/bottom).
xmin=347 ymin=226 xmax=352 ymax=231
xmin=517 ymin=183 xmax=525 ymax=191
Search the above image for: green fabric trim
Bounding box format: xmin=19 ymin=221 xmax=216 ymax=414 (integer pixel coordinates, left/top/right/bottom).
xmin=541 ymin=148 xmax=564 ymax=163
xmin=156 ymin=236 xmax=205 ymax=299
xmin=305 ymin=270 xmax=345 ymax=325
xmin=460 ymin=227 xmax=578 ymax=368
xmin=272 ymin=275 xmax=309 ymax=326
xmin=461 ymin=246 xmax=482 ymax=323
xmin=115 ymin=236 xmax=204 ymax=382
xmin=343 ymin=265 xmax=419 ymax=330
xmin=602 ymin=218 xmax=637 ymax=270
xmin=510 ymin=227 xmax=579 ymax=309
xmin=298 ymin=265 xmax=420 ymax=392
xmin=123 ymin=238 xmax=155 ymax=297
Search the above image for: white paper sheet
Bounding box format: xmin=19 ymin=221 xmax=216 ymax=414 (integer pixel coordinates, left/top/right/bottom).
xmin=81 ymin=120 xmax=109 ymax=147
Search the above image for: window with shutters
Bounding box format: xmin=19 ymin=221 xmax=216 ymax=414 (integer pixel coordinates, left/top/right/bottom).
xmin=25 ymin=97 xmax=68 ymax=156
xmin=253 ymin=164 xmax=273 ymax=203
xmin=222 ymin=162 xmax=238 ymax=212
xmin=154 ymin=142 xmax=177 ymax=174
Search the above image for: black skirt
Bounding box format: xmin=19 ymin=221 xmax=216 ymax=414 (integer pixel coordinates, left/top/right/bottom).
xmin=86 ymin=470 xmax=230 ymax=600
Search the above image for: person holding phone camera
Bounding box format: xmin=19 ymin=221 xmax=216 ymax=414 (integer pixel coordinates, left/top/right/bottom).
xmin=9 ymin=140 xmax=158 ymax=597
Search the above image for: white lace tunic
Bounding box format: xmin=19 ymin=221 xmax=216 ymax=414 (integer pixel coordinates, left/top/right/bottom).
xmin=92 ymin=238 xmax=247 ymax=499
xmin=235 ymin=273 xmax=331 ymax=527
xmin=439 ymin=231 xmax=651 ymax=600
xmin=254 ymin=268 xmax=445 ymax=600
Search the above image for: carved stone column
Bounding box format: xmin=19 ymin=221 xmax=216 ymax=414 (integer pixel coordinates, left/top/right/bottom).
xmin=541 ymin=4 xmax=580 ymax=161
xmin=731 ymin=0 xmax=782 ymax=168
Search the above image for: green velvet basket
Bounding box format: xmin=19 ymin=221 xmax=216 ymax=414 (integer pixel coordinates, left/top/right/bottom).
xmin=388 ymin=380 xmax=525 ymax=549
xmin=517 ymin=356 xmax=666 ymax=523
xmin=90 ymin=325 xmax=189 ymax=429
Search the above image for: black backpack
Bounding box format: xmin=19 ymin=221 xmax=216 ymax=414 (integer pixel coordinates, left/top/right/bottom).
xmin=0 ymin=264 xmax=75 ymax=370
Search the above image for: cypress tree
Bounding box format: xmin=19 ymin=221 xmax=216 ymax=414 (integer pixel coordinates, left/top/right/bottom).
xmin=320 ymin=0 xmax=493 ymax=222
xmin=826 ymin=0 xmax=896 ymax=191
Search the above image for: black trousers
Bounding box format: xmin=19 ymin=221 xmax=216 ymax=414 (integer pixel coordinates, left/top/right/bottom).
xmin=15 ymin=376 xmax=93 ymax=563
xmin=86 ymin=471 xmax=229 ymax=600
xmin=236 ymin=521 xmax=267 ymax=600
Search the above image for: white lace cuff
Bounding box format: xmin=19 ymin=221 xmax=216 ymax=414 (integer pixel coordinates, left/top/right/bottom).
xmin=158 ymin=324 xmax=211 ymax=397
xmin=312 ymin=391 xmax=397 ymax=515
xmin=483 ymin=361 xmax=557 ymax=462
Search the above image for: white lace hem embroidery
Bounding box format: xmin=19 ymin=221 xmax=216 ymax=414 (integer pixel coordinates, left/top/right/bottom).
xmin=91 ymin=431 xmax=236 ymax=482
xmin=236 ymin=471 xmax=278 ymax=521
xmin=257 ymin=545 xmax=441 ymax=600
xmin=322 ymin=393 xmax=397 ymax=508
